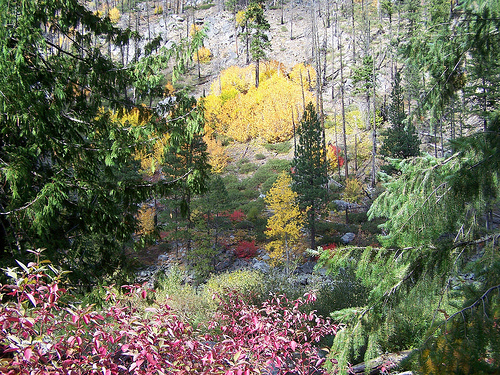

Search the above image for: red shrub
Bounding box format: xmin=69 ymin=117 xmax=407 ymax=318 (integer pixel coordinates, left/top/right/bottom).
xmin=229 ymin=209 xmax=246 ymax=222
xmin=0 ymin=252 xmax=337 ymax=374
xmin=323 ymin=243 xmax=337 ymax=251
xmin=234 ymin=240 xmax=258 ymax=258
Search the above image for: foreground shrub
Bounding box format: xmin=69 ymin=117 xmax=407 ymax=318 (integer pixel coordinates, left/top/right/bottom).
xmin=0 ymin=251 xmax=337 ymax=374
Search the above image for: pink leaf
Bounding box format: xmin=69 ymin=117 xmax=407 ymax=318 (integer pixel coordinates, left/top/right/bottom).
xmin=129 ymin=359 xmax=144 ymax=372
xmin=141 ymin=290 xmax=147 ymax=299
xmin=146 ymin=353 xmax=157 ymax=365
xmin=23 ymin=347 xmax=32 ymax=361
xmin=26 ymin=293 xmax=37 ymax=307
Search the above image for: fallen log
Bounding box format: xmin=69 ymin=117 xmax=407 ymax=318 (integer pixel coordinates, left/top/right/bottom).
xmin=350 ymin=350 xmax=413 ymax=374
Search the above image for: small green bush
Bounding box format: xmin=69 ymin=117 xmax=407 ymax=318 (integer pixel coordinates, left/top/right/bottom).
xmin=255 ymin=153 xmax=266 ymax=160
xmin=349 ymin=212 xmax=368 ymax=224
xmin=244 ymin=199 xmax=265 ymax=220
xmin=234 ymin=219 xmax=255 ymax=230
xmin=263 ymin=141 xmax=292 ymax=154
xmin=238 ymin=160 xmax=258 ymax=174
xmin=202 ymin=269 xmax=264 ymax=305
xmin=361 ymin=217 xmax=385 ymax=234
xmin=250 ymin=159 xmax=291 ymax=189
xmin=197 ymin=2 xmax=215 ymax=10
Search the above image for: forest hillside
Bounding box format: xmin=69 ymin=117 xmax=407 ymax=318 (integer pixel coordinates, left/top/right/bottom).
xmin=0 ymin=0 xmax=499 ymax=373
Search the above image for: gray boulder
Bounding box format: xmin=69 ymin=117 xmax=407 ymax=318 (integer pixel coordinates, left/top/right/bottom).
xmin=341 ymin=232 xmax=356 ymax=244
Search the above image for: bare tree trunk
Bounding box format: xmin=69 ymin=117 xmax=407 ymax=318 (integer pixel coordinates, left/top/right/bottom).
xmin=340 ymin=31 xmax=348 ymax=179
xmin=371 ymin=55 xmax=377 ymax=188
xmin=255 ymin=59 xmax=260 ymax=88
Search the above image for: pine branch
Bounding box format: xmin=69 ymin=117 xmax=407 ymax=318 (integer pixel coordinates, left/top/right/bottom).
xmin=425 ymin=284 xmax=500 ymax=346
xmin=0 ymin=195 xmax=43 ymax=215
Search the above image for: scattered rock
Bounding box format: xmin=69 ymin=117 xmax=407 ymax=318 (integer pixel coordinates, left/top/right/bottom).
xmin=158 ymin=254 xmax=169 ymax=263
xmin=252 ymin=260 xmax=270 ymax=273
xmin=297 ymin=261 xmax=315 ymax=274
xmin=341 ymin=232 xmax=356 ymax=244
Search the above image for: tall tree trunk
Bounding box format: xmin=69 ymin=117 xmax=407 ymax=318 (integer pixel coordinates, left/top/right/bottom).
xmin=340 ymin=32 xmax=348 ymax=179
xmin=371 ymin=55 xmax=377 ymax=188
xmin=255 ymin=59 xmax=260 ymax=88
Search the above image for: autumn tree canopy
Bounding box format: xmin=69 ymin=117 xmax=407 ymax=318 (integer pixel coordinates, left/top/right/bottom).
xmin=265 ymin=172 xmax=305 ymax=273
xmin=203 ymin=63 xmax=315 ymax=143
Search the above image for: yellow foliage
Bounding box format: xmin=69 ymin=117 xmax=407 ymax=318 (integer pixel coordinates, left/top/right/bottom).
xmin=235 ymin=10 xmax=246 ymax=27
xmin=203 ymin=64 xmax=314 ymax=143
xmin=211 ymin=65 xmax=254 ymax=95
xmin=343 ymin=178 xmax=364 ymax=204
xmin=137 ymin=133 xmax=170 ymax=175
xmin=108 ymin=7 xmax=120 ymax=23
xmin=154 ymin=5 xmax=164 ymax=14
xmin=109 ymin=107 xmax=170 ymax=176
xmin=259 ymin=60 xmax=288 ymax=81
xmin=194 ymin=46 xmax=212 ymax=64
xmin=265 ymin=172 xmax=305 ymax=266
xmin=204 ymin=136 xmax=229 ymax=173
xmin=190 ymin=24 xmax=201 ymax=37
xmin=289 ymin=63 xmax=317 ymax=91
xmin=137 ymin=203 xmax=155 ymax=236
xmin=164 ymin=82 xmax=175 ymax=96
xmin=353 ymin=132 xmax=372 ymax=163
xmin=326 ymin=146 xmax=340 ymax=174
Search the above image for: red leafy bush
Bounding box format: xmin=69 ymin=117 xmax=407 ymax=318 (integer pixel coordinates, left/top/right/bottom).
xmin=0 ymin=251 xmax=337 ymax=374
xmin=228 ymin=209 xmax=246 ymax=223
xmin=234 ymin=240 xmax=258 ymax=258
xmin=322 ymin=243 xmax=337 ymax=251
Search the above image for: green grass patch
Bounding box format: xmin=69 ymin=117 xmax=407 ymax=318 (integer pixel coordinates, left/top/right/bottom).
xmin=263 ymin=141 xmax=292 ymax=154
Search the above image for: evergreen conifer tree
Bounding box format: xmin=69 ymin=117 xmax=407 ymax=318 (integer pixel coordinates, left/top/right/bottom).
xmin=0 ymin=0 xmax=208 ymax=283
xmin=380 ymin=72 xmax=420 ymax=159
xmin=292 ymin=102 xmax=328 ymax=249
xmin=319 ymin=0 xmax=500 ymax=371
xmin=244 ymin=0 xmax=271 ymax=88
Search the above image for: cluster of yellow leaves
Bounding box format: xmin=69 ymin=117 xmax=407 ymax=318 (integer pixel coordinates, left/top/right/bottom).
xmin=135 ymin=134 xmax=170 ymax=176
xmin=204 ymin=136 xmax=229 ymax=173
xmin=94 ymin=5 xmax=120 ymax=23
xmin=194 ymin=47 xmax=212 ymax=64
xmin=154 ymin=5 xmax=164 ymax=14
xmin=164 ymin=82 xmax=175 ymax=96
xmin=265 ymin=172 xmax=305 ymax=266
xmin=137 ymin=203 xmax=156 ymax=236
xmin=203 ymin=62 xmax=315 ymax=143
xmin=190 ymin=24 xmax=201 ymax=37
xmin=236 ymin=10 xmax=246 ymax=27
xmin=109 ymin=107 xmax=171 ymax=176
xmin=289 ymin=63 xmax=317 ymax=91
xmin=108 ymin=7 xmax=120 ymax=23
xmin=326 ymin=146 xmax=340 ymax=174
xmin=342 ymin=178 xmax=364 ymax=204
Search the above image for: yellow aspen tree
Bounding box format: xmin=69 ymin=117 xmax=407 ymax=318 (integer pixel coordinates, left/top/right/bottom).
xmin=289 ymin=63 xmax=317 ymax=91
xmin=265 ymin=171 xmax=305 ymax=273
xmin=108 ymin=7 xmax=121 ymax=23
xmin=204 ymin=136 xmax=229 ymax=173
xmin=137 ymin=203 xmax=156 ymax=236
